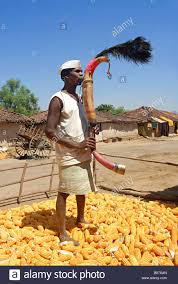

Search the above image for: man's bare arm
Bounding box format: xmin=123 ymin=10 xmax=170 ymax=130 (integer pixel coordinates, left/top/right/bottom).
xmin=45 ymin=97 xmax=96 ymax=150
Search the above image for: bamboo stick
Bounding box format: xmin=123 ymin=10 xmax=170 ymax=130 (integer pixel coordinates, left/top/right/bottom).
xmin=47 ymin=158 xmax=56 ymax=197
xmin=0 ymin=160 xmax=57 ymax=172
xmin=18 ymin=163 xmax=28 ymax=203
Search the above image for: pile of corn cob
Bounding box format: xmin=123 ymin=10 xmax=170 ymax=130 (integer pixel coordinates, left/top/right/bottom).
xmin=0 ymin=147 xmax=7 ymax=160
xmin=0 ymin=192 xmax=178 ymax=266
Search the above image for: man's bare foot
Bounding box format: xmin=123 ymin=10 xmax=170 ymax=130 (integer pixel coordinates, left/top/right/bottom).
xmin=76 ymin=217 xmax=89 ymax=224
xmin=76 ymin=218 xmax=89 ymax=229
xmin=59 ymin=232 xmax=80 ymax=246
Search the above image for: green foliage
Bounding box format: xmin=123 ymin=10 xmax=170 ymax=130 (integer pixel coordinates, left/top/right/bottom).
xmin=95 ymin=104 xmax=126 ymax=114
xmin=0 ymin=79 xmax=40 ymax=116
xmin=95 ymin=104 xmax=114 ymax=112
xmin=111 ymin=106 xmax=127 ymax=114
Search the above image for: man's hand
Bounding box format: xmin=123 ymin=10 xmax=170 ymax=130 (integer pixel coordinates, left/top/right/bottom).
xmin=93 ymin=125 xmax=100 ymax=135
xmin=78 ymin=137 xmax=96 ymax=151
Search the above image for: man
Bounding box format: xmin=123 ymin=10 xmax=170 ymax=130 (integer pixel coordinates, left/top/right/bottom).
xmin=45 ymin=60 xmax=97 ymax=245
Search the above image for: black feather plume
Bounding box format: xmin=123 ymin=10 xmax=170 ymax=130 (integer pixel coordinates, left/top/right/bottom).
xmin=95 ymin=37 xmax=152 ymax=64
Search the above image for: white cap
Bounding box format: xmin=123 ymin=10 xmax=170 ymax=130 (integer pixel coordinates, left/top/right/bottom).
xmin=59 ymin=60 xmax=81 ymax=75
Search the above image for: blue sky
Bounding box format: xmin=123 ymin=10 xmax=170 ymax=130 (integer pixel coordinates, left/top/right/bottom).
xmin=0 ymin=0 xmax=177 ymax=111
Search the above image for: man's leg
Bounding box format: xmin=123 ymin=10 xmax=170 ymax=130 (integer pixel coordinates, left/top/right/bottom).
xmin=76 ymin=195 xmax=88 ymax=224
xmin=56 ymin=192 xmax=79 ymax=245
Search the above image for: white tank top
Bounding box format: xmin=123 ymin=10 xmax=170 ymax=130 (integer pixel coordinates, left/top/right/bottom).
xmin=50 ymin=90 xmax=91 ymax=166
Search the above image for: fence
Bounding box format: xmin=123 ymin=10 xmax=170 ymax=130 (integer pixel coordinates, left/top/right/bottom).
xmin=1 ymin=151 xmax=177 ymax=207
xmin=0 ymin=158 xmax=59 ymax=205
xmin=0 ymin=155 xmax=96 ymax=206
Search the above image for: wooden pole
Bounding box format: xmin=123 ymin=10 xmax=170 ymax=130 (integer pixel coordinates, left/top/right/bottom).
xmin=92 ymin=154 xmax=97 ymax=184
xmin=46 ymin=158 xmax=55 ymax=198
xmin=0 ymin=160 xmax=57 ymax=173
xmin=18 ymin=162 xmax=28 ymax=204
xmin=91 ymin=127 xmax=97 ymax=185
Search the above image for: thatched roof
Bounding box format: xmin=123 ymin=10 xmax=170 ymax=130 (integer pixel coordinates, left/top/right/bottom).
xmin=159 ymin=110 xmax=178 ymax=121
xmin=118 ymin=106 xmax=178 ymax=123
xmin=0 ymin=108 xmax=32 ymax=124
xmin=31 ymin=110 xmax=135 ymax=124
xmin=95 ymin=111 xmax=134 ymax=123
xmin=31 ymin=111 xmax=48 ymax=124
xmin=30 ymin=107 xmax=178 ymax=124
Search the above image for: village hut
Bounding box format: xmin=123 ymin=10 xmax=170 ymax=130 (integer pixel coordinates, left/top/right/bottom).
xmin=0 ymin=109 xmax=32 ymax=143
xmin=31 ymin=110 xmax=138 ymax=142
xmin=31 ymin=106 xmax=178 ymax=140
xmin=118 ymin=106 xmax=178 ymax=137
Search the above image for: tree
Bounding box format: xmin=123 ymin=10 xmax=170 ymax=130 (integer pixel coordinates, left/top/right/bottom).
xmin=0 ymin=79 xmax=40 ymax=116
xmin=95 ymin=104 xmax=115 ymax=112
xmin=96 ymin=104 xmax=126 ymax=114
xmin=112 ymin=106 xmax=127 ymax=114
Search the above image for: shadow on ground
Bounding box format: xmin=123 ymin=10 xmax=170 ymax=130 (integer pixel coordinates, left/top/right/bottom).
xmin=99 ymin=185 xmax=178 ymax=204
xmin=21 ymin=209 xmax=78 ymax=233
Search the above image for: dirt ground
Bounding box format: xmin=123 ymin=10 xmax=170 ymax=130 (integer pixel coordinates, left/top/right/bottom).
xmin=0 ymin=136 xmax=178 ymax=208
xmin=96 ymin=136 xmax=178 ymax=195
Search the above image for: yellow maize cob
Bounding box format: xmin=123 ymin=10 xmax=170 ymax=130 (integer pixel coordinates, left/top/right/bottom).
xmin=80 ymin=251 xmax=90 ymax=260
xmin=80 ymin=248 xmax=93 ymax=255
xmin=93 ymin=235 xmax=102 ymax=243
xmin=9 ymin=258 xmax=21 ymax=266
xmin=171 ymin=227 xmax=177 ymax=247
xmin=140 ymin=234 xmax=152 ymax=245
xmin=153 ymin=234 xmax=169 ymax=242
xmin=69 ymin=254 xmax=83 ymax=266
xmin=37 ymin=225 xmax=44 ymax=232
xmin=61 ymin=243 xmax=77 ymax=252
xmin=139 ymin=251 xmax=153 ymax=265
xmin=124 ymin=235 xmax=130 ymax=247
xmin=172 ymin=208 xmax=178 ymax=215
xmin=80 ymin=260 xmax=100 ymax=266
xmin=134 ymin=248 xmax=142 ymax=261
xmin=101 ymin=256 xmax=112 ymax=265
xmin=110 ymin=258 xmax=120 ymax=266
xmin=129 ymin=235 xmax=135 ymax=255
xmin=130 ymin=223 xmax=137 ymax=236
xmin=117 ymin=226 xmax=128 ymax=234
xmin=121 ymin=244 xmax=130 ymax=256
xmin=44 ymin=229 xmax=57 ymax=236
xmin=39 ymin=249 xmax=52 ymax=260
xmin=161 ymin=257 xmax=174 ymax=266
xmin=151 ymin=245 xmax=165 ymax=256
xmin=21 ymin=230 xmax=34 ymax=240
xmin=114 ymin=249 xmax=125 ymax=260
xmin=0 ymin=254 xmax=9 ymax=261
xmin=121 ymin=257 xmax=131 ymax=266
xmin=35 ymin=255 xmax=50 ymax=265
xmin=164 ymin=239 xmax=170 ymax=247
xmin=151 ymin=257 xmax=159 ymax=265
xmin=129 ymin=255 xmax=139 ymax=265
xmin=84 ymin=229 xmax=90 ymax=241
xmin=3 ymin=221 xmax=15 ymax=229
xmin=0 ymin=193 xmax=178 ymax=266
xmin=166 ymin=213 xmax=178 ymax=224
xmin=50 ymin=260 xmax=64 ymax=265
xmin=58 ymin=253 xmax=73 ymax=262
xmin=0 ymin=229 xmax=9 ymax=241
xmin=134 ymin=242 xmax=146 ymax=251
